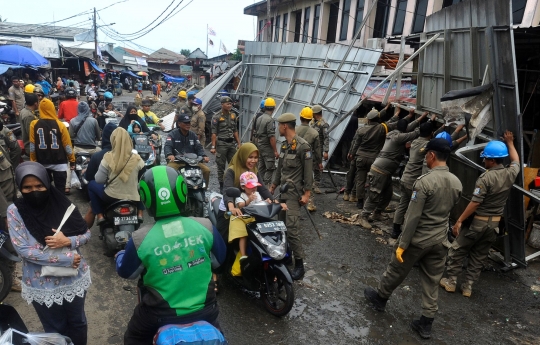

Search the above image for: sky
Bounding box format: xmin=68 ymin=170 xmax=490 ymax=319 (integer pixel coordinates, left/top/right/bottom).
xmin=3 ymin=0 xmax=260 ymax=58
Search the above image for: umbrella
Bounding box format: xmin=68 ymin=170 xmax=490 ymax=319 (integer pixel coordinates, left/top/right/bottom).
xmin=137 ymin=71 xmax=148 ymax=77
xmin=0 ymin=45 xmax=49 ymax=68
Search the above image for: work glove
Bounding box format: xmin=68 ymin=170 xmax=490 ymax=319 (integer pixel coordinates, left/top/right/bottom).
xmin=395 ymin=247 xmax=405 ymax=263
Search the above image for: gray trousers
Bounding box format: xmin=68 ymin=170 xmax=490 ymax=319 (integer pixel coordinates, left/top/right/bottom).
xmin=355 ymin=156 xmax=375 ymax=200
xmin=280 ymin=199 xmax=304 ymax=260
xmin=216 ymin=141 xmax=236 ymax=183
xmin=378 ymin=241 xmax=447 ymax=318
xmin=345 ymin=160 xmax=357 ymax=195
xmin=362 ymin=169 xmax=393 ymax=216
xmin=446 ymin=217 xmax=498 ymax=283
xmin=393 ymin=182 xmax=413 ymax=225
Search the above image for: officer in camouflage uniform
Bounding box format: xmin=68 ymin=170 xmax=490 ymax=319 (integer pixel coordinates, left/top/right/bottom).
xmin=211 ymin=96 xmax=241 ymax=192
xmin=309 ymin=104 xmax=329 ymax=194
xmin=296 ymin=107 xmax=321 ymax=212
xmin=270 ymin=113 xmax=313 ymax=280
xmin=365 ymin=138 xmax=462 ymax=340
xmin=254 ymin=98 xmax=278 ymax=186
xmin=179 ymin=91 xmax=195 ymax=119
xmin=440 ymin=130 xmax=519 ymax=298
xmin=190 ymin=98 xmax=206 ymax=146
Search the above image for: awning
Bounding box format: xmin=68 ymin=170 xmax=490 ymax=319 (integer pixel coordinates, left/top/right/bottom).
xmin=0 ymin=63 xmax=23 ymax=75
xmin=89 ymin=61 xmax=104 ymax=74
xmin=162 ymin=73 xmax=185 ymax=83
xmin=121 ymin=70 xmax=142 ymax=79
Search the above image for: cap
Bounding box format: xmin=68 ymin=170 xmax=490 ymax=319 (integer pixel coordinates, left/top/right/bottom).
xmin=312 ymin=104 xmax=323 ymax=114
xmin=366 ymin=108 xmax=380 ymax=120
xmin=176 ymin=114 xmax=191 ymax=123
xmin=193 ymin=98 xmax=202 ymax=106
xmin=425 ymin=138 xmax=451 ymax=153
xmin=239 ymin=171 xmax=261 ymax=189
xmin=221 ymin=96 xmax=233 ymax=104
xmin=277 ymin=113 xmax=296 ymax=123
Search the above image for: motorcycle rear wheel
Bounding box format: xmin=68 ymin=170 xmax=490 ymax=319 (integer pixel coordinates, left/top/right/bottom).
xmin=0 ymin=263 xmax=12 ymax=302
xmin=186 ymin=197 xmax=204 ymax=217
xmin=262 ymin=268 xmax=294 ymax=317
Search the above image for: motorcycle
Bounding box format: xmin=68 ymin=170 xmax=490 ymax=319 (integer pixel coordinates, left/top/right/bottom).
xmin=0 ymin=230 xmax=21 ymax=303
xmin=207 ymin=185 xmax=295 ymax=317
xmin=173 ymin=153 xmax=205 ymax=217
xmin=132 ymin=133 xmax=157 ymax=178
xmin=0 ymin=98 xmax=15 ymax=125
xmin=75 ymin=151 xmax=92 ymax=197
xmin=99 ymin=200 xmax=140 ymax=257
xmin=146 ymin=124 xmax=162 ymax=165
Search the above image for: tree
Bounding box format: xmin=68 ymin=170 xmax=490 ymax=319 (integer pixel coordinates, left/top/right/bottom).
xmin=230 ymin=48 xmax=242 ymax=61
xmin=180 ymin=49 xmax=191 ymax=57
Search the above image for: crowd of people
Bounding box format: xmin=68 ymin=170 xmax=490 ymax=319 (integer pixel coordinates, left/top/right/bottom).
xmin=0 ymin=75 xmax=521 ymax=342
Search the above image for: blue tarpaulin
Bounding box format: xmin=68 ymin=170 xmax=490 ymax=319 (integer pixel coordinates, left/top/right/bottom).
xmin=122 ymin=70 xmax=142 ymax=79
xmin=162 ymin=73 xmax=185 ymax=83
xmin=0 ymin=63 xmax=23 ymax=75
xmin=89 ymin=61 xmax=104 ymax=74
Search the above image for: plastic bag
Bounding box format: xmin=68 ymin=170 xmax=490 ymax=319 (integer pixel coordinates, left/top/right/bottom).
xmin=0 ymin=328 xmax=72 ymax=345
xmin=70 ymin=172 xmax=81 ymax=189
xmin=154 ymin=322 xmax=226 ymax=345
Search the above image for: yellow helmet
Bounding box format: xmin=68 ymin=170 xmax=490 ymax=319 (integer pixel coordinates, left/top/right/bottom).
xmin=178 ymin=90 xmax=187 ymax=99
xmin=300 ymin=107 xmax=313 ymax=120
xmin=264 ymin=97 xmax=276 ymax=107
xmin=24 ymin=84 xmax=35 ymax=93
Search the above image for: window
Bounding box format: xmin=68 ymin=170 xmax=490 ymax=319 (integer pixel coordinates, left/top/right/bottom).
xmin=312 ymin=5 xmax=320 ymax=43
xmin=392 ymin=0 xmax=408 ymax=35
xmin=270 ymin=17 xmax=274 ymax=41
xmin=282 ymin=13 xmax=289 ymax=42
xmin=373 ymin=0 xmax=390 ymax=38
xmin=327 ymin=2 xmax=340 ymax=44
xmin=442 ymin=0 xmax=463 ymax=8
xmin=294 ymin=11 xmax=302 ymax=42
xmin=412 ymin=0 xmax=429 ymax=34
xmin=275 ymin=15 xmax=281 ymax=42
xmin=340 ymin=0 xmax=351 ymax=41
xmin=258 ymin=20 xmax=264 ymax=41
xmin=353 ymin=0 xmax=365 ymax=36
xmin=302 ymin=7 xmax=311 ymax=43
xmin=513 ymin=0 xmax=527 ymax=24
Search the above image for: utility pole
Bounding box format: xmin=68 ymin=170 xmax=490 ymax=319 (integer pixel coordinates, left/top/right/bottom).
xmin=93 ymin=7 xmax=98 ymax=63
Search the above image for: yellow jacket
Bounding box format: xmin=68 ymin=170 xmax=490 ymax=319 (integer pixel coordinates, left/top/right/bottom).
xmin=29 ymin=98 xmax=75 ymax=163
xmin=137 ymin=109 xmax=160 ymax=125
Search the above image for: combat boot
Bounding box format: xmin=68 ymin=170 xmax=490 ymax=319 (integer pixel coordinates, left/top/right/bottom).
xmin=461 ymin=281 xmax=473 ymax=297
xmin=368 ymin=211 xmax=385 ymax=222
xmin=390 ymin=223 xmax=402 ymax=239
xmin=358 ymin=215 xmax=372 ymax=229
xmin=411 ymin=315 xmax=434 ymax=339
xmin=439 ymin=276 xmax=457 ymax=292
xmin=349 ymin=195 xmax=358 ymax=203
xmin=343 ymin=191 xmax=350 ymax=201
xmin=364 ymin=287 xmax=387 ymax=311
xmin=356 ymin=199 xmax=364 ymax=209
xmin=291 ymin=259 xmax=305 ymax=280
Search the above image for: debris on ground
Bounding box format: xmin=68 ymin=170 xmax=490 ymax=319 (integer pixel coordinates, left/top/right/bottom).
xmin=375 ymin=237 xmax=387 ymax=245
xmin=322 ymin=211 xmax=364 ymax=225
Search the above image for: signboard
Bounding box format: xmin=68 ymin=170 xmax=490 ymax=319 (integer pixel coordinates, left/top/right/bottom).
xmin=180 ymin=65 xmax=193 ymax=74
xmin=31 ymin=37 xmax=59 ymax=58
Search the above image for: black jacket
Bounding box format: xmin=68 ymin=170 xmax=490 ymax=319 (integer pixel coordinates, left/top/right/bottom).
xmin=164 ymin=129 xmax=206 ymax=157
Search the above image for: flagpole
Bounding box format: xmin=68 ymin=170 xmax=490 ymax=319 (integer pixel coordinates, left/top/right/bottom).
xmin=219 ymin=40 xmax=222 ymax=55
xmin=206 ymin=24 xmax=208 ymax=57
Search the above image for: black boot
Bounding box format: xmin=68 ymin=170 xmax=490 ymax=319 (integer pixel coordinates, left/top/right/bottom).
xmin=291 ymin=259 xmax=305 ymax=280
xmin=356 ymin=199 xmax=364 ymax=209
xmin=391 ymin=223 xmax=402 ymax=239
xmin=219 ymin=182 xmax=223 ymax=194
xmin=411 ymin=315 xmax=434 ymax=339
xmin=363 ymin=287 xmax=388 ymax=312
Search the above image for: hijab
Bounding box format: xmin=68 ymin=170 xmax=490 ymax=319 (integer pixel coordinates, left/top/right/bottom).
xmin=70 ymin=101 xmax=91 ymax=128
xmin=227 ymin=142 xmax=258 ymax=188
xmin=13 ymin=162 xmax=87 ymax=246
xmin=103 ymin=127 xmax=142 ymax=183
xmin=118 ymin=106 xmax=149 ymax=132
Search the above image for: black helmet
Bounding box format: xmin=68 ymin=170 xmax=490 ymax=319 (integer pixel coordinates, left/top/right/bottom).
xmin=65 ymin=87 xmax=77 ymax=98
xmin=139 ymin=166 xmax=188 ymax=218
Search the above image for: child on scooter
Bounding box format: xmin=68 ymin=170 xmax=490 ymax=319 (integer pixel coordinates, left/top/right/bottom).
xmin=127 ymin=120 xmax=142 ymax=138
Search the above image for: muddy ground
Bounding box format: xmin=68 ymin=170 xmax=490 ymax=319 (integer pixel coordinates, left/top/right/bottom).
xmin=5 ymin=144 xmax=540 ymax=345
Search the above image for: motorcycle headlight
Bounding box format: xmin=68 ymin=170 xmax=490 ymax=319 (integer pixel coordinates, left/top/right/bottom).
xmin=183 ymin=169 xmax=202 ymax=178
xmin=252 ymin=231 xmax=287 ymax=260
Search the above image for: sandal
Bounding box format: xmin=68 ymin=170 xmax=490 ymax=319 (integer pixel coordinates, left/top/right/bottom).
xmin=65 ymin=189 xmax=71 ymax=195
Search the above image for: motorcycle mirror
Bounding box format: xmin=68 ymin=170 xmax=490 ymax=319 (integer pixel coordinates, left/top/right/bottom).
xmin=280 ymin=183 xmax=289 ymax=193
xmin=225 ymin=187 xmax=241 ymax=198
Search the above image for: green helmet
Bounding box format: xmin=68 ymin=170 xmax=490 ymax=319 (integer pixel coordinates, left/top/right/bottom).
xmin=139 ymin=166 xmax=188 ymax=218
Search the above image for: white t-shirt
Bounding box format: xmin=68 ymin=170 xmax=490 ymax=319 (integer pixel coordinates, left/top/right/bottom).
xmin=236 ymin=192 xmax=263 ymax=205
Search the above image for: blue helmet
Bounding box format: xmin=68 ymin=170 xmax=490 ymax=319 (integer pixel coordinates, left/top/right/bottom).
xmin=218 ymin=89 xmax=229 ymax=97
xmin=187 ymin=91 xmax=196 ymax=100
xmin=480 ymin=141 xmax=508 ymax=158
xmin=435 ymin=132 xmax=452 ymax=148
xmin=104 ymin=91 xmax=113 ymax=101
xmin=260 ymin=100 xmax=265 ymax=109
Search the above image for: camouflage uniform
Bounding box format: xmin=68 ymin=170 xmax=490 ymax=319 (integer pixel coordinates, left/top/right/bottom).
xmin=191 ymin=109 xmax=206 ymax=146
xmin=309 ymin=117 xmax=329 ymax=191
xmin=211 ymin=110 xmax=238 ymax=183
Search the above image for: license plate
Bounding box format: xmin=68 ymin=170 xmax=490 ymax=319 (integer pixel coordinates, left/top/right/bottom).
xmin=256 ymin=221 xmax=286 ymax=233
xmin=114 ymin=216 xmax=138 ymax=225
xmin=0 ymin=231 xmax=7 ymax=248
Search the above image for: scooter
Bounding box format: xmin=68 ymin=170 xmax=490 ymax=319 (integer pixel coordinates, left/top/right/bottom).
xmin=99 ymin=200 xmax=140 ymax=257
xmin=147 ymin=124 xmax=162 ymax=165
xmin=0 ymin=99 xmax=15 ymax=125
xmin=173 ymin=153 xmax=205 ymax=217
xmin=132 ymin=133 xmax=157 ymax=178
xmin=0 ymin=230 xmax=20 ymax=303
xmin=207 ymin=185 xmax=295 ymax=317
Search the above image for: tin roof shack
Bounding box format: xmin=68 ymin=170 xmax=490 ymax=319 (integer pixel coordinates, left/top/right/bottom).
xmin=414 ymin=0 xmax=540 ymax=268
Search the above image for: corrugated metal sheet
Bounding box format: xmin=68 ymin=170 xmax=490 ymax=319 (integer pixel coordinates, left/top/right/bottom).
xmin=238 ymin=41 xmax=382 ymax=164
